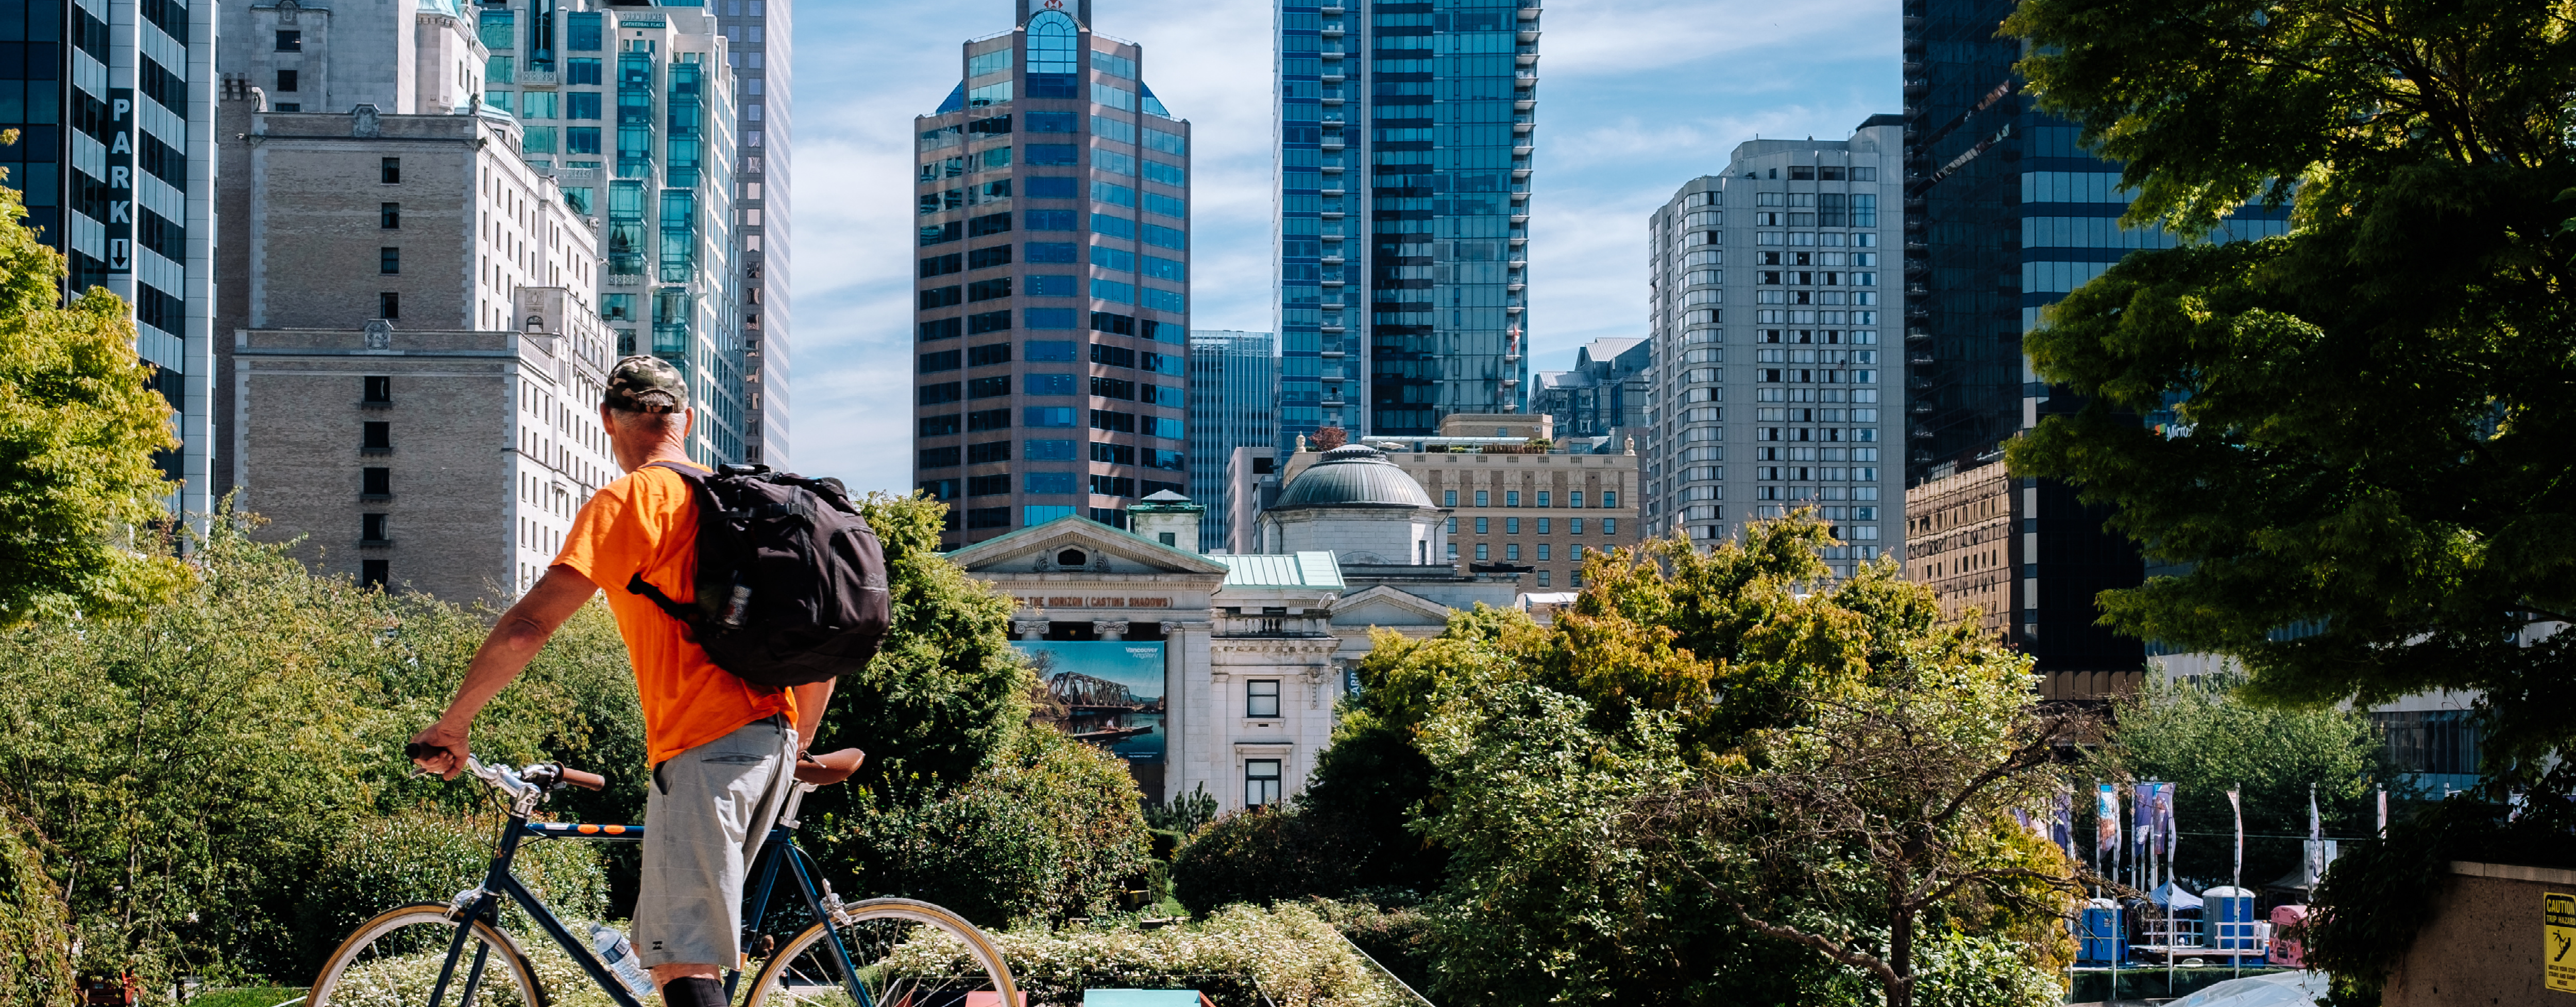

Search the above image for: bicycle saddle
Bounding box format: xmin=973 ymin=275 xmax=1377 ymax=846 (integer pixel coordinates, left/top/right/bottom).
xmin=794 ymin=747 xmax=864 ymax=786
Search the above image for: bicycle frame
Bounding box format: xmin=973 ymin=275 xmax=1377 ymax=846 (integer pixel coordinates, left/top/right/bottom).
xmin=421 ymin=770 xmax=871 ymax=1007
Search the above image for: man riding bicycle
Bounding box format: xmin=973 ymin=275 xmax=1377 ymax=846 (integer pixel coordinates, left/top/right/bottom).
xmin=410 ymin=355 xmax=842 ymax=1007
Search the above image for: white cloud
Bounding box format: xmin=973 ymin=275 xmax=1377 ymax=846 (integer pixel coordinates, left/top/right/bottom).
xmin=783 ymin=0 xmax=1899 ymax=493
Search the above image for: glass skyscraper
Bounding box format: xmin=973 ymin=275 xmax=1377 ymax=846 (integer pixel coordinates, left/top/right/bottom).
xmin=3 ymin=0 xmax=216 ymax=517
xmin=1274 ymin=0 xmax=1536 ymax=455
xmin=1904 ymin=0 xmax=2288 ymax=671
xmin=912 ymin=0 xmax=1192 ymax=548
xmin=1185 ymin=329 xmax=1276 ymax=552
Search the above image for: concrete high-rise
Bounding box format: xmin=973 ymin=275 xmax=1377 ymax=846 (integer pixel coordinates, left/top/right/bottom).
xmin=911 ymin=0 xmax=1193 ymax=548
xmin=1273 ymin=0 xmax=1538 ymax=455
xmin=1186 ymin=329 xmax=1275 ymax=553
xmin=1 ymin=0 xmax=218 ymax=517
xmin=1903 ymin=0 xmax=2287 ymax=677
xmin=1639 ymin=123 xmax=1908 ymax=580
xmin=717 ymin=0 xmax=788 ymax=468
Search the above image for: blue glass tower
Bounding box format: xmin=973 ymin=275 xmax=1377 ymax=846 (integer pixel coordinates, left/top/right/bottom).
xmin=1277 ymin=0 xmax=1535 ymax=454
xmin=1185 ymin=329 xmax=1275 ymax=551
xmin=912 ymin=0 xmax=1192 ymax=548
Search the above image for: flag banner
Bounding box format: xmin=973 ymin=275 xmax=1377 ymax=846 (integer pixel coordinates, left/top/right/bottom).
xmin=2132 ymin=782 xmax=2155 ymax=859
xmin=2097 ymin=783 xmax=2121 ymax=854
xmin=2053 ymin=790 xmax=2075 ymax=858
xmin=2227 ymin=786 xmax=2244 ymax=887
xmin=2308 ymin=786 xmax=2326 ymax=883
xmin=2153 ymin=783 xmax=2177 ymax=864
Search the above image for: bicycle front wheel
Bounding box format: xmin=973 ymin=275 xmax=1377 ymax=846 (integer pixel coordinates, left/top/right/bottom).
xmin=743 ymin=897 xmax=1019 ymax=1007
xmin=310 ymin=902 xmax=544 ymax=1007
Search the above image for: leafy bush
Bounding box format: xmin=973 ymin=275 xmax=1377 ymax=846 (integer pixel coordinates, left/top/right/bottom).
xmin=0 ymin=804 xmax=75 ymax=1005
xmin=1168 ymin=803 xmax=1360 ymax=915
xmin=289 ymin=810 xmax=608 ymax=972
xmin=885 ymin=903 xmax=1408 ymax=1007
xmin=813 ymin=723 xmax=1151 ymax=928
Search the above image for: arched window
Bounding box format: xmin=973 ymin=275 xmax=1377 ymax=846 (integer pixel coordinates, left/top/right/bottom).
xmin=1025 ymin=10 xmax=1079 ymax=74
xmin=1056 ymin=548 xmax=1088 ymax=567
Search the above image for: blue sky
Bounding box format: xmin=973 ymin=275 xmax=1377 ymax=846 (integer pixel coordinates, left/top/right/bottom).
xmin=784 ymin=0 xmax=1899 ymax=494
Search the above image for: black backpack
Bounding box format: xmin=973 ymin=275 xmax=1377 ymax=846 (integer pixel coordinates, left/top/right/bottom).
xmin=624 ymin=462 xmax=892 ymax=689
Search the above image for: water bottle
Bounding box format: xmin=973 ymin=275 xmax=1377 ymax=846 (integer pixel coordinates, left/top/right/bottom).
xmin=587 ymin=922 xmax=657 ymax=998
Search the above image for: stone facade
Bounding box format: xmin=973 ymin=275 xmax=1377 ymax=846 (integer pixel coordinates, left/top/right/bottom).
xmin=1281 ymin=435 xmax=1642 ymax=592
xmin=948 ymin=517 xmax=1341 ymax=813
xmin=235 ymin=312 xmax=614 ymax=605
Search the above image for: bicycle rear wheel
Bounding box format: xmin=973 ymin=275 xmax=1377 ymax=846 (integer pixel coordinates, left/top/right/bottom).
xmin=310 ymin=902 xmax=544 ymax=1007
xmin=743 ymin=897 xmax=1018 ymax=1007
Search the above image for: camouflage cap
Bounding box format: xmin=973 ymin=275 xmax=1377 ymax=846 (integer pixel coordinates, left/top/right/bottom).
xmin=604 ymin=355 xmax=688 ymax=413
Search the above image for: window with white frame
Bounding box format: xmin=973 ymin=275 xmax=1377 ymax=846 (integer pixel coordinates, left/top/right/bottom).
xmin=1247 ymin=679 xmax=1281 ymax=718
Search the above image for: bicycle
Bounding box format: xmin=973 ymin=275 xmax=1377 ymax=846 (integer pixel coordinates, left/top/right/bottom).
xmin=310 ymin=752 xmax=1019 ymax=1007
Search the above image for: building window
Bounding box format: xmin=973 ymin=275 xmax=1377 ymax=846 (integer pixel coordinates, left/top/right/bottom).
xmin=1604 ymin=492 xmax=1618 ymax=508
xmin=362 ymin=376 xmax=392 ymax=403
xmin=1447 ymin=542 xmax=1458 ymax=558
xmin=361 ymin=559 xmax=388 ymax=589
xmin=1444 ymin=490 xmax=1456 ymax=507
xmin=379 ymin=292 xmax=399 ymax=319
xmin=1570 ymin=518 xmax=1585 ymax=535
xmin=361 ymin=513 xmax=390 ymax=542
xmin=1244 ymin=759 xmax=1282 ymax=809
xmin=380 ymin=157 xmax=401 ymax=184
xmin=1475 ymin=544 xmax=1489 ymax=561
xmin=276 ymin=69 xmax=299 ymax=93
xmin=1475 ymin=490 xmax=1489 ymax=507
xmin=361 ymin=467 xmax=391 ymax=498
xmin=1570 ymin=491 xmax=1584 ymax=508
xmin=1536 ymin=543 xmax=1551 ymax=561
xmin=1506 ymin=491 xmax=1519 ymax=508
xmin=1537 ymin=569 xmax=1551 ymax=586
xmin=361 ymin=421 xmax=391 ymax=450
xmin=1604 ymin=518 xmax=1618 ymax=535
xmin=1505 ymin=518 xmax=1519 ymax=534
xmin=379 ymin=247 xmax=400 ymax=274
xmin=1537 ymin=491 xmax=1550 ymax=507
xmin=1505 ymin=544 xmax=1520 ymax=561
xmin=275 ymin=30 xmax=302 ymax=52
xmin=1446 ymin=517 xmax=1456 ymax=534
xmin=1247 ymin=679 xmax=1281 ymax=718
xmin=380 ymin=203 xmax=400 ymax=229
xmin=1474 ymin=517 xmax=1488 ymax=534
xmin=1537 ymin=517 xmax=1550 ymax=534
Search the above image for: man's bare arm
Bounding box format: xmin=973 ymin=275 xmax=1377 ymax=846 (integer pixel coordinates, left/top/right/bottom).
xmin=408 ymin=564 xmax=600 ymax=778
xmin=792 ymin=678 xmax=836 ymax=754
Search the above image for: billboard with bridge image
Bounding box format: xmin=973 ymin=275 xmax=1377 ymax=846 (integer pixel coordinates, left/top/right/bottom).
xmin=1015 ymin=641 xmax=1167 ymax=763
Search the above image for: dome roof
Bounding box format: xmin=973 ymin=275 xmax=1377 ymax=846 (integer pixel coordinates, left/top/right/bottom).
xmin=1274 ymin=446 xmax=1437 ymax=510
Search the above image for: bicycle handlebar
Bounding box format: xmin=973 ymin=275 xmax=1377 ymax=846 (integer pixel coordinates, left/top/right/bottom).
xmin=406 ymin=743 xmax=602 ymax=792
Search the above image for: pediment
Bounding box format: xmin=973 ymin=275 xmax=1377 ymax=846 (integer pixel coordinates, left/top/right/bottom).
xmin=947 ymin=516 xmax=1232 ymax=577
xmin=1328 ymin=584 xmax=1454 ymax=627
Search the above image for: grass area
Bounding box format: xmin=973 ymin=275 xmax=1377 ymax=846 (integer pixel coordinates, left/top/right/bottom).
xmin=183 ymin=989 xmax=303 ymax=1007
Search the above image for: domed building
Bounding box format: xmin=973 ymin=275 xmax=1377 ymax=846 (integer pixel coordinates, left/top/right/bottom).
xmin=1249 ymin=445 xmax=1447 ymax=564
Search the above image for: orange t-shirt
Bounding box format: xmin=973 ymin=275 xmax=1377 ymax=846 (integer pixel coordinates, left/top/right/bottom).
xmin=553 ymin=462 xmax=795 ymax=766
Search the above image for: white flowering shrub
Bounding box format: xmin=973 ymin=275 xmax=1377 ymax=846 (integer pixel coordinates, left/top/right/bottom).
xmin=884 ymin=903 xmax=1409 ymax=1007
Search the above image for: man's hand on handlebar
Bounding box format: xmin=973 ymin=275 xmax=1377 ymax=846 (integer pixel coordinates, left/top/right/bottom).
xmin=409 ymin=721 xmax=470 ymax=780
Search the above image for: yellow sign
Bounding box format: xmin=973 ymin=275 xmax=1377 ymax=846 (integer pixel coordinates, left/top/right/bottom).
xmin=2548 ymin=892 xmax=2576 ymax=994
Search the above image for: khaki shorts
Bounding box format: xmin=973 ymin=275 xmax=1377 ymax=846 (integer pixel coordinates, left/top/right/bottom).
xmin=634 ymin=715 xmax=796 ymax=968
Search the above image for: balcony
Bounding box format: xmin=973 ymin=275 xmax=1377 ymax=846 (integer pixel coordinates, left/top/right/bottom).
xmin=1513 ymin=144 xmax=1535 ymax=157
xmin=1322 ymin=25 xmax=1344 ymax=37
xmin=1322 ymin=138 xmax=1346 ymax=150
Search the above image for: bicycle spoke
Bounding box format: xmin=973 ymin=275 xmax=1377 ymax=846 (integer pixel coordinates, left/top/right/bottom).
xmin=314 ymin=910 xmax=539 ymax=1007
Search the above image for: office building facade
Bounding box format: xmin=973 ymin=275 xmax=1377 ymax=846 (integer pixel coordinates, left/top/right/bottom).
xmin=1904 ymin=0 xmax=2290 ymax=676
xmin=1273 ymin=0 xmax=1537 ymax=455
xmin=1185 ymin=329 xmax=1276 ymax=552
xmin=1639 ymin=124 xmax=1906 ymax=579
xmin=717 ymin=0 xmax=787 ymax=467
xmin=0 ymin=0 xmax=218 ymax=517
xmin=912 ymin=0 xmax=1192 ymax=548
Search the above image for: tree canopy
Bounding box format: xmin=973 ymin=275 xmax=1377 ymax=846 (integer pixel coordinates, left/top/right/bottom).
xmin=0 ymin=156 xmax=185 ymax=626
xmin=2001 ymin=0 xmax=2576 ymax=777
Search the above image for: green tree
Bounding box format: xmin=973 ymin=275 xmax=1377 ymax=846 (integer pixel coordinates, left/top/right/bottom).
xmin=2000 ymin=0 xmax=2576 ymax=778
xmin=2095 ymin=675 xmax=2388 ymax=890
xmin=0 ymin=156 xmax=185 ymax=626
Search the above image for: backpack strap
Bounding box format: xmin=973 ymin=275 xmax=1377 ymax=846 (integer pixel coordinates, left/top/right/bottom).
xmin=625 ymin=460 xmax=716 ymax=626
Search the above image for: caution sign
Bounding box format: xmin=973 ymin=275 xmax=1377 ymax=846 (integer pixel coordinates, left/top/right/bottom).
xmin=2548 ymin=892 xmax=2576 ymax=994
